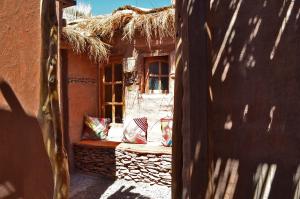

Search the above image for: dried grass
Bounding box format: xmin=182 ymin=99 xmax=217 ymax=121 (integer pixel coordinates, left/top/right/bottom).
xmin=62 ymin=5 xmax=175 ymax=62
xmin=123 ymin=8 xmax=175 ymax=43
xmin=62 ymin=27 xmax=110 ymax=62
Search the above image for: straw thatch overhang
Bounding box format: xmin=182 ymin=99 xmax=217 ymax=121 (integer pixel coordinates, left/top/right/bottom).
xmin=62 ymin=5 xmax=175 ymax=62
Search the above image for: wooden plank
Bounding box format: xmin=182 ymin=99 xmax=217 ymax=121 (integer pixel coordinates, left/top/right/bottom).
xmin=75 ymin=140 xmax=121 ymax=149
xmin=104 ymin=102 xmax=123 ymax=106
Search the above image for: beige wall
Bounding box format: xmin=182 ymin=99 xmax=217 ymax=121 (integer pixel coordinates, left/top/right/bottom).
xmin=124 ymin=50 xmax=176 ymax=142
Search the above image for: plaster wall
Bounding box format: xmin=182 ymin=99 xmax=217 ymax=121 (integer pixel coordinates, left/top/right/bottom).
xmin=67 ymin=50 xmax=98 ymax=164
xmin=209 ymin=0 xmax=300 ymax=198
xmin=66 ymin=37 xmax=175 ymax=146
xmin=0 ymin=0 xmax=53 ymax=198
xmin=124 ymin=50 xmax=176 ymax=142
xmin=174 ymin=0 xmax=300 ymax=198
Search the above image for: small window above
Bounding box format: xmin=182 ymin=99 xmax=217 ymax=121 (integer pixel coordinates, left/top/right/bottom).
xmin=145 ymin=56 xmax=170 ymax=94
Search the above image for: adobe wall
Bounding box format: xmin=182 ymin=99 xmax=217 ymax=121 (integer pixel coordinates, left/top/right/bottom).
xmin=123 ymin=49 xmax=176 ymax=143
xmin=66 ymin=37 xmax=175 ymax=167
xmin=67 ymin=50 xmax=98 ymax=167
xmin=102 ymin=37 xmax=176 ymax=143
xmin=174 ymin=0 xmax=300 ymax=198
xmin=209 ymin=0 xmax=300 ymax=198
xmin=0 ymin=0 xmax=53 ymax=198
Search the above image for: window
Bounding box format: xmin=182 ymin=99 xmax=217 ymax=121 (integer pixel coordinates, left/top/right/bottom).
xmin=100 ymin=61 xmax=124 ymax=123
xmin=145 ymin=57 xmax=169 ymax=94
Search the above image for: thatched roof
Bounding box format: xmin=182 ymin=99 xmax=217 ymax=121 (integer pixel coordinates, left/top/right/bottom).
xmin=62 ymin=5 xmax=175 ymax=62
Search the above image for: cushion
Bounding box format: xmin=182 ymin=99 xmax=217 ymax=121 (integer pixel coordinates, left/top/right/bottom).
xmin=81 ymin=115 xmax=111 ymax=140
xmin=107 ymin=124 xmax=124 ymax=142
xmin=123 ymin=117 xmax=148 ymax=144
xmin=161 ymin=118 xmax=173 ymax=146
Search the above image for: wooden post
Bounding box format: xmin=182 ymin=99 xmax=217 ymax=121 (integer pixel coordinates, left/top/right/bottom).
xmin=40 ymin=0 xmax=70 ymax=198
xmin=173 ymin=0 xmax=211 ymax=198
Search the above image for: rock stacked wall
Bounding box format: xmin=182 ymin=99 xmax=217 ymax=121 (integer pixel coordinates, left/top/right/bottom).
xmin=73 ymin=143 xmax=172 ymax=186
xmin=115 ymin=149 xmax=172 ymax=186
xmin=73 ymin=145 xmax=117 ymax=179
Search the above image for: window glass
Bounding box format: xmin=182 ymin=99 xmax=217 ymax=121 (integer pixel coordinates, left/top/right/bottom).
xmin=115 ymin=105 xmax=123 ymax=123
xmin=105 ymin=85 xmax=112 ymax=102
xmin=105 ymin=105 xmax=112 ymax=120
xmin=104 ymin=65 xmax=112 ymax=82
xmin=149 ymin=77 xmax=159 ymax=90
xmin=149 ymin=62 xmax=159 ymax=75
xmin=161 ymin=62 xmax=169 ymax=75
xmin=161 ymin=77 xmax=169 ymax=91
xmin=115 ymin=84 xmax=123 ymax=102
xmin=115 ymin=64 xmax=123 ymax=81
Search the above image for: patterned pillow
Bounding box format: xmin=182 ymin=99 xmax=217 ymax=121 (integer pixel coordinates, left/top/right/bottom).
xmin=123 ymin=117 xmax=148 ymax=144
xmin=82 ymin=115 xmax=111 ymax=140
xmin=161 ymin=118 xmax=173 ymax=147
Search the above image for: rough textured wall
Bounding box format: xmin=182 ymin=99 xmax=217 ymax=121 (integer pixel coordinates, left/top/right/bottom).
xmin=124 ymin=50 xmax=176 ymax=143
xmin=173 ymin=0 xmax=209 ymax=198
xmin=174 ymin=0 xmax=300 ymax=198
xmin=0 ymin=0 xmax=53 ymax=198
xmin=67 ymin=50 xmax=98 ymax=167
xmin=66 ymin=37 xmax=175 ymax=144
xmin=209 ymin=0 xmax=300 ymax=198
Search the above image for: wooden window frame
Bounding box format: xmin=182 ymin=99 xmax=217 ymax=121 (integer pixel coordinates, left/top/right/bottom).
xmin=99 ymin=60 xmax=124 ymax=124
xmin=144 ymin=56 xmax=170 ymax=94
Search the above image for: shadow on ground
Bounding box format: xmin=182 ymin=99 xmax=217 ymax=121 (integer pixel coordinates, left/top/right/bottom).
xmin=70 ymin=172 xmax=169 ymax=199
xmin=106 ymin=186 xmax=150 ymax=199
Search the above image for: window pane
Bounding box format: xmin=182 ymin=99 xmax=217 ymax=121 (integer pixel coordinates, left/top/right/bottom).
xmin=115 ymin=105 xmax=123 ymax=123
xmin=149 ymin=62 xmax=159 ymax=75
xmin=149 ymin=77 xmax=159 ymax=90
xmin=161 ymin=62 xmax=169 ymax=75
xmin=115 ymin=64 xmax=123 ymax=81
xmin=104 ymin=65 xmax=112 ymax=82
xmin=115 ymin=84 xmax=123 ymax=102
xmin=161 ymin=77 xmax=169 ymax=91
xmin=105 ymin=105 xmax=112 ymax=121
xmin=105 ymin=85 xmax=112 ymax=102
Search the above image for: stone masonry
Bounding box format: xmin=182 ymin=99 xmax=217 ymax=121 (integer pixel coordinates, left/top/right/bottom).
xmin=115 ymin=149 xmax=172 ymax=187
xmin=73 ymin=142 xmax=172 ymax=186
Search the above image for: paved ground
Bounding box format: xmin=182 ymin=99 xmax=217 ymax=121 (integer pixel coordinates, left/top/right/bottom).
xmin=70 ymin=172 xmax=171 ymax=199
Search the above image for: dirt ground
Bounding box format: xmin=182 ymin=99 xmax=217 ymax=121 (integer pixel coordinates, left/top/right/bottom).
xmin=70 ymin=172 xmax=171 ymax=199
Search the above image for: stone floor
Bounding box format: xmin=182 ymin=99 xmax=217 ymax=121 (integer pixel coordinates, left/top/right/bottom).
xmin=70 ymin=172 xmax=171 ymax=199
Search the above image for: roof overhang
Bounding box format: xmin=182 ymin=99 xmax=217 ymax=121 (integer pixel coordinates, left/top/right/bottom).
xmin=58 ymin=0 xmax=76 ymax=8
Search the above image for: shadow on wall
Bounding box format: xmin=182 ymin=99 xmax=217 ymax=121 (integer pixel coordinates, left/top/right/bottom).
xmin=0 ymin=80 xmax=53 ymax=199
xmin=206 ymin=0 xmax=300 ymax=198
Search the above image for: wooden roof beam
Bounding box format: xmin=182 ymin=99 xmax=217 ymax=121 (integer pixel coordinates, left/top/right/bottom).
xmin=57 ymin=0 xmax=76 ymax=8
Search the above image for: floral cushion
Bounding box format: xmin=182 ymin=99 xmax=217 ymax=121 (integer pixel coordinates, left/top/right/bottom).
xmin=82 ymin=115 xmax=111 ymax=140
xmin=161 ymin=118 xmax=173 ymax=146
xmin=123 ymin=117 xmax=148 ymax=144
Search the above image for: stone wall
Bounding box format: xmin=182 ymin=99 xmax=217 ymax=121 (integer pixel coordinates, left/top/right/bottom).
xmin=73 ymin=142 xmax=172 ymax=186
xmin=116 ymin=149 xmax=172 ymax=186
xmin=73 ymin=144 xmax=116 ymax=179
